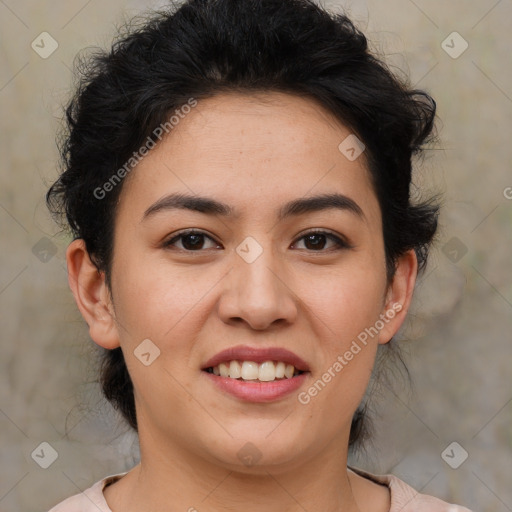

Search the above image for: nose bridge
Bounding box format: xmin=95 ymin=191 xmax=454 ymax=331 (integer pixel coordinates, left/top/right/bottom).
xmin=218 ymin=235 xmax=297 ymax=329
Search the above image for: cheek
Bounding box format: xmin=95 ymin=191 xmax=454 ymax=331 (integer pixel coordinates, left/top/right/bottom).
xmin=112 ymin=259 xmax=213 ymax=415
xmin=112 ymin=256 xmax=217 ymax=344
xmin=295 ymin=272 xmax=385 ymax=434
xmin=296 ymin=258 xmax=386 ymax=390
xmin=300 ymin=261 xmax=387 ymax=340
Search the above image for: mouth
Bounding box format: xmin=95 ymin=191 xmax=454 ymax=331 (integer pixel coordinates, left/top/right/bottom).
xmin=203 ymin=360 xmax=307 ymax=382
xmin=201 ymin=345 xmax=310 ymax=383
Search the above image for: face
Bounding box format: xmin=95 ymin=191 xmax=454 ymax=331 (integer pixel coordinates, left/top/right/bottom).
xmin=69 ymin=91 xmax=415 ymax=473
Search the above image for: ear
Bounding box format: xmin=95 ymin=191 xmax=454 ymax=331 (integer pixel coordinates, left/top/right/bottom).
xmin=378 ymin=249 xmax=418 ymax=344
xmin=66 ymin=238 xmax=120 ymax=349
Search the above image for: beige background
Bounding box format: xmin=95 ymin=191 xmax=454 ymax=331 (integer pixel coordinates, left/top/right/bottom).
xmin=1 ymin=1 xmax=511 ymax=510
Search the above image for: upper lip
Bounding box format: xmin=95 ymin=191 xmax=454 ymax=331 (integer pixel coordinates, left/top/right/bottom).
xmin=202 ymin=345 xmax=310 ymax=372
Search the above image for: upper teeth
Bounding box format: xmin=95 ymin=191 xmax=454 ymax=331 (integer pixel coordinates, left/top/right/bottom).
xmin=210 ymin=361 xmax=301 ymax=381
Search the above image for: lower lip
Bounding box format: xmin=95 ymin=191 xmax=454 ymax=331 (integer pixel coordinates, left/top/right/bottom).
xmin=202 ymin=371 xmax=309 ymax=402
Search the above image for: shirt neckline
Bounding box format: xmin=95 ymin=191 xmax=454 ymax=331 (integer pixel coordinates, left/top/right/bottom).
xmin=96 ymin=466 xmax=395 ymax=511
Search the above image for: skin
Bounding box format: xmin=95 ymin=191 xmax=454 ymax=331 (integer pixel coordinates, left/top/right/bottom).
xmin=67 ymin=91 xmax=417 ymax=512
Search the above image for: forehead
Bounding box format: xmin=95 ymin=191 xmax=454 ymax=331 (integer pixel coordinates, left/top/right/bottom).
xmin=117 ymin=91 xmax=380 ymax=224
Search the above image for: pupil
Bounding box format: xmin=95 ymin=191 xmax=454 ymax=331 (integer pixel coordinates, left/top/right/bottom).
xmin=183 ymin=234 xmax=203 ymax=250
xmin=305 ymin=234 xmax=325 ymax=250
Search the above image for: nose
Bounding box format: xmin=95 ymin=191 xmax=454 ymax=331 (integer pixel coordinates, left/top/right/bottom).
xmin=217 ymin=243 xmax=298 ymax=331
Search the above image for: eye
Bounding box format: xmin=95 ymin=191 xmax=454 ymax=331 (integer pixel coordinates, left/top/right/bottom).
xmin=292 ymin=230 xmax=352 ymax=252
xmin=163 ymin=229 xmax=221 ymax=251
xmin=162 ymin=229 xmax=351 ymax=253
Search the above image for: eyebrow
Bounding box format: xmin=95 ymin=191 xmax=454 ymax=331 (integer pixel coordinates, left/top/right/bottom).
xmin=142 ymin=192 xmax=365 ymax=222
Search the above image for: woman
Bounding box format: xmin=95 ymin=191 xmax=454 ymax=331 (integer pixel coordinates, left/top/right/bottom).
xmin=46 ymin=0 xmax=473 ymax=510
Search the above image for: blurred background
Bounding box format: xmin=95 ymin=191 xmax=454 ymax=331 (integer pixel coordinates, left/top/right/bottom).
xmin=1 ymin=0 xmax=511 ymax=510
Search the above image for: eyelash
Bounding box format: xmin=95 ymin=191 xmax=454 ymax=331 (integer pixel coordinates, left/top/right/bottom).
xmin=162 ymin=229 xmax=352 ymax=253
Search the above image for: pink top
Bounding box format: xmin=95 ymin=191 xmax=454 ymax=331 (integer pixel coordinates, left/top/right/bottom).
xmin=48 ymin=466 xmax=473 ymax=511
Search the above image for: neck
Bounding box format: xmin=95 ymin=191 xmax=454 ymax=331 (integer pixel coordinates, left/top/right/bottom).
xmin=106 ymin=430 xmax=363 ymax=512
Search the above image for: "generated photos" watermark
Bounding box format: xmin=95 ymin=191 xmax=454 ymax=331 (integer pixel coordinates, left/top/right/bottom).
xmin=298 ymin=302 xmax=402 ymax=405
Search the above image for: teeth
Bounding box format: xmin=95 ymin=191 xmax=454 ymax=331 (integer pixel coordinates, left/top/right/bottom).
xmin=275 ymin=361 xmax=285 ymax=379
xmin=258 ymin=361 xmax=276 ymax=382
xmin=209 ymin=360 xmax=303 ymax=381
xmin=284 ymin=363 xmax=295 ymax=379
xmin=229 ymin=360 xmax=242 ymax=379
xmin=241 ymin=361 xmax=259 ymax=380
xmin=219 ymin=362 xmax=230 ymax=377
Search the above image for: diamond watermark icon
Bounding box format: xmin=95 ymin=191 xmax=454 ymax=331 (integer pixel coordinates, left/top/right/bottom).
xmin=32 ymin=237 xmax=58 ymax=263
xmin=31 ymin=441 xmax=58 ymax=469
xmin=441 ymin=441 xmax=468 ymax=469
xmin=237 ymin=442 xmax=263 ymax=467
xmin=134 ymin=338 xmax=161 ymax=366
xmin=31 ymin=32 xmax=59 ymax=59
xmin=236 ymin=236 xmax=263 ymax=264
xmin=338 ymin=134 xmax=365 ymax=161
xmin=442 ymin=236 xmax=468 ymax=263
xmin=441 ymin=32 xmax=468 ymax=59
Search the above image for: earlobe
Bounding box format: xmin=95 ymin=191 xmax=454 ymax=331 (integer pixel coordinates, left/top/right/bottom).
xmin=378 ymin=249 xmax=418 ymax=344
xmin=66 ymin=239 xmax=120 ymax=349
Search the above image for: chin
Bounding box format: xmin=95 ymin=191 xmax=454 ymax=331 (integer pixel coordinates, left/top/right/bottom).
xmin=201 ymin=431 xmax=312 ymax=473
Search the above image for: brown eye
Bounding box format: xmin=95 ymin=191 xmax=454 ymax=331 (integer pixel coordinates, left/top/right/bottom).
xmin=163 ymin=230 xmax=220 ymax=251
xmin=293 ymin=230 xmax=351 ymax=252
xmin=163 ymin=229 xmax=351 ymax=253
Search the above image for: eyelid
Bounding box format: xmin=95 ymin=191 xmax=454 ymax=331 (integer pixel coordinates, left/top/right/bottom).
xmin=163 ymin=228 xmax=220 ymax=249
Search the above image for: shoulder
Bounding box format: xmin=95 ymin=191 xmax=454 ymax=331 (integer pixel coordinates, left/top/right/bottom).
xmin=348 ymin=465 xmax=474 ymax=512
xmin=386 ymin=474 xmax=473 ymax=512
xmin=47 ymin=473 xmax=126 ymax=512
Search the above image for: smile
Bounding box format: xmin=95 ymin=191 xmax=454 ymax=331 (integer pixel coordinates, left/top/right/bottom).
xmin=204 ymin=360 xmax=305 ymax=382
